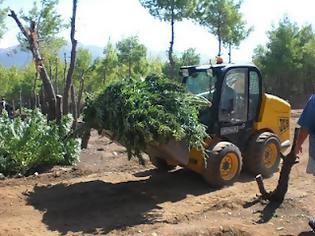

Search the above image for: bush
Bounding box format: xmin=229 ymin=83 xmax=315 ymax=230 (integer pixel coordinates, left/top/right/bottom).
xmin=0 ymin=109 xmax=81 ymax=176
xmin=84 ymin=74 xmax=209 ymax=163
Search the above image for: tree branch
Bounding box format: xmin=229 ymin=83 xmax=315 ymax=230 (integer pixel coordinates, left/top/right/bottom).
xmin=8 ymin=10 xmax=30 ymax=41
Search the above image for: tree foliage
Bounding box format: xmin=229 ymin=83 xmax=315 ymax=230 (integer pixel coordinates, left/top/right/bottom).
xmin=72 ymin=47 xmax=93 ymax=87
xmin=195 ymin=0 xmax=251 ymax=58
xmin=116 ymin=36 xmax=148 ymax=78
xmin=75 ymin=48 xmax=92 ymax=76
xmin=139 ymin=0 xmax=196 ymax=21
xmin=180 ymin=48 xmax=200 ymax=66
xmin=139 ymin=0 xmax=197 ymax=78
xmin=18 ymin=0 xmax=66 ymax=51
xmin=98 ymin=40 xmax=118 ymax=83
xmin=253 ymin=17 xmax=315 ymax=104
xmin=0 ymin=0 xmax=7 ymax=39
xmin=221 ymin=1 xmax=252 ymax=45
xmin=0 ymin=65 xmax=37 ymax=104
xmin=163 ymin=48 xmax=201 ymax=82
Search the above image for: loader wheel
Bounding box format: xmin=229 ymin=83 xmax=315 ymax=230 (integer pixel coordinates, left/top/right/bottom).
xmin=244 ymin=132 xmax=280 ymax=177
xmin=203 ymin=142 xmax=242 ymax=187
xmin=149 ymin=156 xmax=176 ymax=171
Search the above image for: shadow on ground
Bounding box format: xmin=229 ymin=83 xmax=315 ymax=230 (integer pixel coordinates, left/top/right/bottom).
xmin=243 ymin=198 xmax=282 ymax=223
xmin=298 ymin=231 xmax=315 ymax=236
xmin=25 ymin=168 xmax=214 ymax=235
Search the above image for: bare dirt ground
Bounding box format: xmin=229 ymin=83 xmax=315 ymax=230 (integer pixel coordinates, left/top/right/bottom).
xmin=0 ymin=110 xmax=314 ymax=236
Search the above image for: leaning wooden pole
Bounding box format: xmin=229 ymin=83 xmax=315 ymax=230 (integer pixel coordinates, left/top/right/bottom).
xmin=255 ymin=128 xmax=300 ymax=202
xmin=56 ymin=95 xmax=63 ymax=123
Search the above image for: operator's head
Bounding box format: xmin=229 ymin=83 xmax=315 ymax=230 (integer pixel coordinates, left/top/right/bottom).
xmin=216 ymin=56 xmax=223 ymax=64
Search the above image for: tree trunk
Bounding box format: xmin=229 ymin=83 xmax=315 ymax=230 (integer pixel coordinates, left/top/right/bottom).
xmin=77 ymin=71 xmax=85 ymax=114
xmin=39 ymin=86 xmax=48 ymax=115
xmin=63 ymin=52 xmax=67 ymax=88
xmin=55 ymin=57 xmax=59 ymax=94
xmin=48 ymin=59 xmax=52 ymax=82
xmin=77 ymin=121 xmax=91 ymax=149
xmin=63 ymin=0 xmax=78 ymax=114
xmin=36 ymin=94 xmax=40 ymax=108
xmin=168 ymin=2 xmax=175 ymax=79
xmin=71 ymin=84 xmax=78 ymax=129
xmin=9 ymin=10 xmax=56 ymax=120
xmin=39 ymin=65 xmax=57 ymax=120
xmin=32 ymin=71 xmax=38 ymax=109
xmin=218 ymin=33 xmax=222 ymax=56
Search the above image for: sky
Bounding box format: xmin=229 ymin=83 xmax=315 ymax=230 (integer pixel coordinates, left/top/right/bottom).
xmin=1 ymin=0 xmax=315 ymax=63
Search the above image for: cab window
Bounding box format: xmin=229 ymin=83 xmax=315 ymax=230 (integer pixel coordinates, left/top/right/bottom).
xmin=248 ymin=71 xmax=260 ymax=121
xmin=219 ymin=68 xmax=248 ymax=123
xmin=185 ymin=69 xmax=217 ymax=101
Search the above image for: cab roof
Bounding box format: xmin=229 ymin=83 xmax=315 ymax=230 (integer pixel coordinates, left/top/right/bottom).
xmin=180 ymin=63 xmax=258 ymax=71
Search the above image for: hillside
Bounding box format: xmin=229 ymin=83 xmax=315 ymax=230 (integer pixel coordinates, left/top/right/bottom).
xmin=0 ymin=44 xmax=211 ymax=68
xmin=0 ymin=46 xmax=32 ymax=68
xmin=0 ymin=44 xmax=104 ymax=68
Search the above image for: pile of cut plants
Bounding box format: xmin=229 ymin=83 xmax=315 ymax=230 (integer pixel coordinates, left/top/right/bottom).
xmin=84 ymin=74 xmax=209 ymax=163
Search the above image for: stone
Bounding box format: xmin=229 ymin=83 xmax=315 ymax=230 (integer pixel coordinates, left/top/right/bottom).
xmin=0 ymin=173 xmax=5 ymax=180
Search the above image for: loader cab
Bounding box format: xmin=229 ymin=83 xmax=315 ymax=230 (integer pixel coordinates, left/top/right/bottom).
xmin=181 ymin=64 xmax=263 ymax=150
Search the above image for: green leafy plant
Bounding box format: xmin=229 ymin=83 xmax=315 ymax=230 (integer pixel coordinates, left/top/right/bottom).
xmin=0 ymin=109 xmax=81 ymax=176
xmin=84 ymin=74 xmax=209 ymax=163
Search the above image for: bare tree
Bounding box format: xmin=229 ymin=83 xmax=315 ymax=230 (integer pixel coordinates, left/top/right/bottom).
xmin=9 ymin=10 xmax=57 ymax=120
xmin=63 ymin=0 xmax=78 ymax=114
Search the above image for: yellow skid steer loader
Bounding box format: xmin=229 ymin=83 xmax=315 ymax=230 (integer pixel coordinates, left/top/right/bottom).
xmin=146 ymin=64 xmax=290 ymax=187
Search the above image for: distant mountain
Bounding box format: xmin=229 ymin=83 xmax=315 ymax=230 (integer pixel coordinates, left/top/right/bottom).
xmin=0 ymin=43 xmax=210 ymax=68
xmin=0 ymin=46 xmax=33 ymax=68
xmin=0 ymin=43 xmax=104 ymax=68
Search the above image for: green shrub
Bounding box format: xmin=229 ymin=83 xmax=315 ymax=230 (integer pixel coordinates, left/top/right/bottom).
xmin=84 ymin=74 xmax=209 ymax=163
xmin=0 ymin=110 xmax=81 ymax=176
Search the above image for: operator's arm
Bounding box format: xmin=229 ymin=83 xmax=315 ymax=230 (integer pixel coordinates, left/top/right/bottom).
xmin=295 ymin=95 xmax=315 ymax=155
xmin=295 ymin=127 xmax=309 ymax=155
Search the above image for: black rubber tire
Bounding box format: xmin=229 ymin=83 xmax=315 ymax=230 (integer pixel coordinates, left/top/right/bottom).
xmin=149 ymin=156 xmax=176 ymax=171
xmin=244 ymin=132 xmax=281 ymax=177
xmin=203 ymin=141 xmax=242 ymax=188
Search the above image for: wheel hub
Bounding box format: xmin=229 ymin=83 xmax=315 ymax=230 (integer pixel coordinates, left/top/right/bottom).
xmin=264 ymin=143 xmax=277 ymax=168
xmin=220 ymin=153 xmax=239 ymax=181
